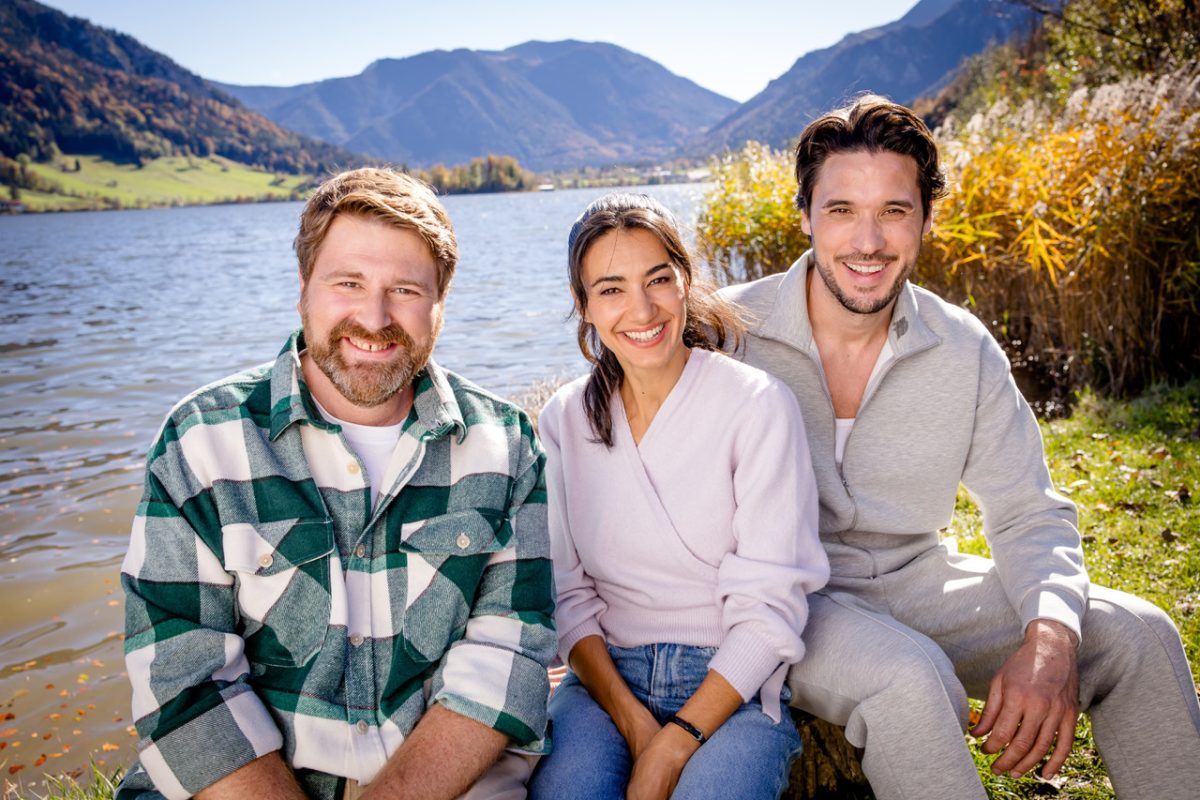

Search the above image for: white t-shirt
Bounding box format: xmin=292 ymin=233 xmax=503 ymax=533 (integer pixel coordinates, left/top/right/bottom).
xmin=834 ymin=339 xmax=894 ymax=467
xmin=312 ymin=397 xmax=403 ymax=507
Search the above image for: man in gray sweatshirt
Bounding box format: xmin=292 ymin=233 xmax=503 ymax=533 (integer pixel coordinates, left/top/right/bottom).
xmin=721 ymin=95 xmax=1200 ymax=800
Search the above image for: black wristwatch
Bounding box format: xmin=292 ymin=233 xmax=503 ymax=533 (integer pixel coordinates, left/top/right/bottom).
xmin=666 ymin=714 xmax=708 ymax=744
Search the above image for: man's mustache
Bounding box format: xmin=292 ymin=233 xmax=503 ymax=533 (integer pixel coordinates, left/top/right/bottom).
xmin=328 ymin=319 xmax=415 ymax=348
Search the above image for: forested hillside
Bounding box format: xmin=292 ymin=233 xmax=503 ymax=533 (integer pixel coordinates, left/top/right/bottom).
xmin=0 ymin=0 xmax=358 ymax=174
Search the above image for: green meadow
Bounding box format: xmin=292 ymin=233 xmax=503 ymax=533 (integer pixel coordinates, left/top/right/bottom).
xmin=15 ymin=155 xmax=310 ymax=212
xmin=958 ymin=382 xmax=1199 ymax=799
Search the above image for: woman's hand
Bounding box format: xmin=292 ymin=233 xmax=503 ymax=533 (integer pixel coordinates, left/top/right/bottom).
xmin=626 ymin=723 xmax=700 ymax=800
xmin=567 ymin=636 xmax=662 ymax=760
xmin=618 ymin=702 xmax=663 ymax=761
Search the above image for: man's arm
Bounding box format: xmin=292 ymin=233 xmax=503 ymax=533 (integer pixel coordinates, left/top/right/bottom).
xmin=360 ymin=704 xmax=507 ymax=800
xmin=195 ymin=753 xmax=306 ymax=800
xmin=123 ymin=427 xmax=285 ymax=799
xmin=962 ymin=335 xmax=1087 ymax=778
xmin=426 ymin=409 xmax=557 ymax=746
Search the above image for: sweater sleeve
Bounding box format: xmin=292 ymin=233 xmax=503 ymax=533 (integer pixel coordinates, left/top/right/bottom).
xmin=708 ymin=379 xmax=830 ymax=700
xmin=540 ymin=391 xmax=608 ymax=663
xmin=962 ymin=334 xmax=1088 ymax=640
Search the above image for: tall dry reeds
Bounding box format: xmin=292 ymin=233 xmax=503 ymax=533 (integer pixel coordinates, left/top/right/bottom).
xmin=925 ymin=64 xmax=1200 ymax=395
xmin=695 ymin=141 xmax=806 ymax=285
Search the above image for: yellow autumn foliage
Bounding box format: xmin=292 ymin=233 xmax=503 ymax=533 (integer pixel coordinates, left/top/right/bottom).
xmin=925 ymin=65 xmax=1200 ymax=393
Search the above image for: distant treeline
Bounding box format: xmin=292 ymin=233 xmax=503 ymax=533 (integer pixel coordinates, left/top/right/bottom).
xmin=411 ymin=154 xmax=537 ymax=195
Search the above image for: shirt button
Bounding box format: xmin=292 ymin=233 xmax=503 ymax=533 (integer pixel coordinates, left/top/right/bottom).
xmin=355 ymin=544 xmax=366 ymax=558
xmin=456 ymin=533 xmax=470 ymax=549
xmin=350 ymin=633 xmax=364 ymax=647
xmin=347 ymin=461 xmax=360 ymax=474
xmin=356 ymin=720 xmax=369 ymax=735
xmin=257 ymin=553 xmax=273 ymax=568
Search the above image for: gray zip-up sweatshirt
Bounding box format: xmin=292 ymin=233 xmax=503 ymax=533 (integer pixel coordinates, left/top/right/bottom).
xmin=721 ymin=251 xmax=1088 ymax=639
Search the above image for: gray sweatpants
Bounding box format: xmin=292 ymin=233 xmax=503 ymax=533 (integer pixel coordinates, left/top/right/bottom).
xmin=788 ymin=543 xmax=1200 ymax=800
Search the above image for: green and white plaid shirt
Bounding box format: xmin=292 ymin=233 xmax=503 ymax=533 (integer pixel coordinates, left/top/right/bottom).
xmin=117 ymin=331 xmax=555 ymax=800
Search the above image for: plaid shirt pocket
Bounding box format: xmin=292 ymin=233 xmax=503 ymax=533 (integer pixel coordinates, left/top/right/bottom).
xmin=398 ymin=509 xmax=505 ymax=663
xmin=222 ymin=518 xmax=334 ymax=668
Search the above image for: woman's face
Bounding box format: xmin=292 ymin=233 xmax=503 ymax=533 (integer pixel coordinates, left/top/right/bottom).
xmin=579 ymin=227 xmax=689 ymax=380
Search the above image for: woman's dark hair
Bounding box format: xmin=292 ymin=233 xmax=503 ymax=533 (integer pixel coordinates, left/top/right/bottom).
xmin=794 ymin=94 xmax=947 ymax=221
xmin=566 ymin=192 xmax=743 ymax=447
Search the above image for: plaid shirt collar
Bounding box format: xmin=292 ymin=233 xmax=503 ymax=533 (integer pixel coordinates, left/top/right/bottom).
xmin=268 ymin=329 xmax=467 ymax=445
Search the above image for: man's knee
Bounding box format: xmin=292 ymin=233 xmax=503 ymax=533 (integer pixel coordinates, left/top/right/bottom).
xmin=791 ymin=636 xmax=969 ymax=742
xmin=1081 ymin=586 xmax=1189 ymax=696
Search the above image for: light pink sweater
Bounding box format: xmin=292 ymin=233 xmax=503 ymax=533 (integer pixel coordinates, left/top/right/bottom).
xmin=539 ymin=349 xmax=829 ymax=702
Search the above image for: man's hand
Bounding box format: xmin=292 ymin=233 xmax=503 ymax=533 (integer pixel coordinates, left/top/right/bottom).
xmin=972 ymin=619 xmax=1080 ymax=779
xmin=625 ymin=723 xmax=700 ymax=800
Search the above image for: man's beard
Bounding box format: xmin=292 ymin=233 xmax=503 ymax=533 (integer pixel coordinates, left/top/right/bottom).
xmin=302 ymin=313 xmax=438 ymax=408
xmin=813 ymin=249 xmax=916 ymax=316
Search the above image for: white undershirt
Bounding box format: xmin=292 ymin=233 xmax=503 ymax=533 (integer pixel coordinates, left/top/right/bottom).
xmin=834 ymin=339 xmax=895 ymax=467
xmin=312 ymin=397 xmax=403 ymax=506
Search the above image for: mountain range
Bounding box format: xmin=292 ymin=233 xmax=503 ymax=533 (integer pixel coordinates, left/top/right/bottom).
xmin=696 ymin=0 xmax=1034 ymax=153
xmin=214 ymin=41 xmax=737 ymax=171
xmin=0 ymin=0 xmax=354 ymax=173
xmin=2 ymin=0 xmax=1033 ymax=176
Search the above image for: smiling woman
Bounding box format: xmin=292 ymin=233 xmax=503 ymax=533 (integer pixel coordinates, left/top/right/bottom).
xmin=578 ymin=228 xmax=689 ymax=438
xmin=562 ymin=193 xmax=742 ymax=448
xmin=528 ymin=192 xmax=830 ymax=800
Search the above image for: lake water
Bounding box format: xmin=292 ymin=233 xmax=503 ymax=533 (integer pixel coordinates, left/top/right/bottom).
xmin=0 ymin=183 xmax=710 ymax=784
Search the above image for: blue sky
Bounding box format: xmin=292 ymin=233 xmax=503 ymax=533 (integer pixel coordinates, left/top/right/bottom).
xmin=40 ymin=1 xmax=918 ymax=102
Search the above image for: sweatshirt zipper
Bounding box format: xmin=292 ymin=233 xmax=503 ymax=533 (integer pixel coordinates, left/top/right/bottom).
xmin=792 ymin=344 xmax=861 ymax=530
xmin=805 ymin=328 xmax=939 ymax=534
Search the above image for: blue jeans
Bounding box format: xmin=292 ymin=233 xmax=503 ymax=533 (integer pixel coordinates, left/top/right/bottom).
xmin=528 ymin=644 xmax=801 ymax=800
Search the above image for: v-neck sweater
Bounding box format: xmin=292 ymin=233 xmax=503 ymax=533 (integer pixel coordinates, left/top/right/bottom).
xmin=539 ymin=349 xmax=829 ymax=701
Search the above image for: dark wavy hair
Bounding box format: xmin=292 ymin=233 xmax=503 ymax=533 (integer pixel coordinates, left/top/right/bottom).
xmin=567 ymin=192 xmax=743 ymax=447
xmin=794 ymin=94 xmax=947 ymax=221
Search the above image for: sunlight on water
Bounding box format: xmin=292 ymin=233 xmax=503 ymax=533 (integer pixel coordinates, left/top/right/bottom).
xmin=0 ymin=183 xmax=708 ymax=778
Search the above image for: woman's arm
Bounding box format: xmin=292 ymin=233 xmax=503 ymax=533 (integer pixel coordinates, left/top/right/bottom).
xmin=541 ymin=393 xmax=609 ymax=659
xmin=543 ymin=394 xmax=659 ymax=756
xmin=626 ymin=669 xmax=743 ymax=800
xmin=707 ymin=378 xmax=829 ymax=700
xmin=568 ymin=635 xmax=661 ymax=760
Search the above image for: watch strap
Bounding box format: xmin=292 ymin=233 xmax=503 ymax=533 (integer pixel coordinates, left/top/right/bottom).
xmin=666 ymin=714 xmax=707 ymax=744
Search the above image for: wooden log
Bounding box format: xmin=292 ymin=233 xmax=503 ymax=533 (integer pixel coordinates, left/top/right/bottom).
xmin=784 ymin=710 xmax=873 ymax=799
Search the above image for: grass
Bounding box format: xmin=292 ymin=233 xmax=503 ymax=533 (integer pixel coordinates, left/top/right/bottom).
xmin=952 ymin=380 xmax=1200 ymax=799
xmin=7 ymin=382 xmax=1196 ymax=800
xmin=2 ymin=763 xmax=120 ymax=800
xmin=15 ymin=154 xmax=310 ymax=212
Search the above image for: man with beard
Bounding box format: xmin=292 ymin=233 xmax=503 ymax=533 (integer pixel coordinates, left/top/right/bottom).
xmin=722 ymin=96 xmax=1200 ymax=799
xmin=117 ymin=168 xmax=555 ymax=800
